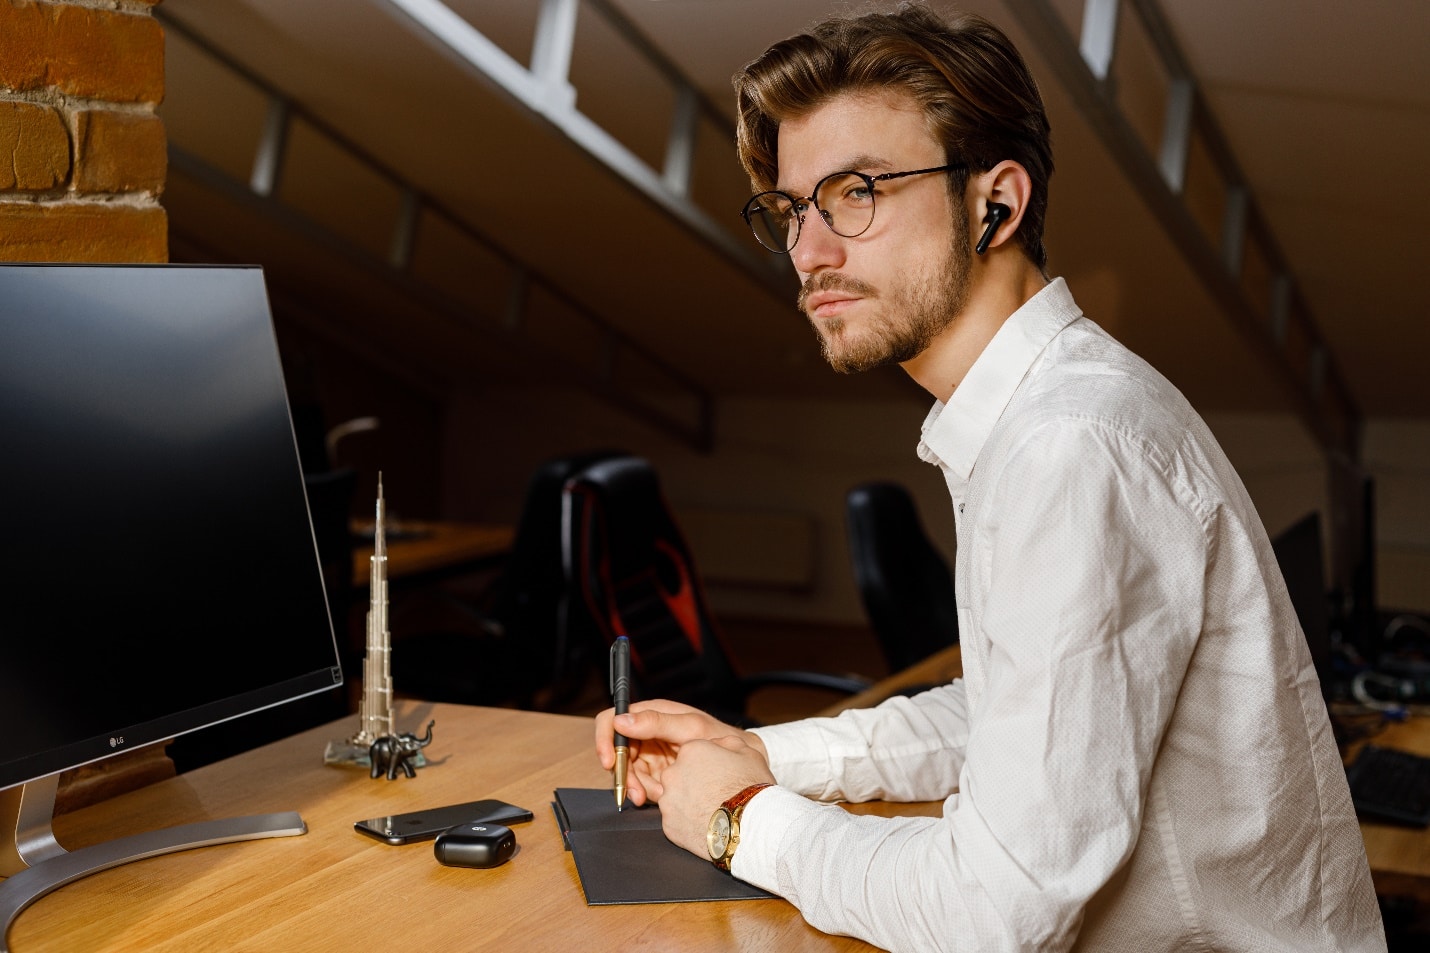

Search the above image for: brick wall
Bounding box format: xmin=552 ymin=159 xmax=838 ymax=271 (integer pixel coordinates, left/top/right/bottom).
xmin=0 ymin=0 xmax=167 ymax=262
xmin=0 ymin=0 xmax=174 ymax=809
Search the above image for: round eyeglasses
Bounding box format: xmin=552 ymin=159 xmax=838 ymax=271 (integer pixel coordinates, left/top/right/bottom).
xmin=740 ymin=164 xmax=964 ymax=254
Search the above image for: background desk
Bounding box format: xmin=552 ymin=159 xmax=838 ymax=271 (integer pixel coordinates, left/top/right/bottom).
xmin=16 ymin=702 xmax=885 ymax=953
xmin=352 ymin=521 xmax=514 ymax=585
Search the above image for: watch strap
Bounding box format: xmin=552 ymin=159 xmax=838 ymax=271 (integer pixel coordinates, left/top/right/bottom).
xmin=723 ymin=781 xmax=773 ymax=815
xmin=712 ymin=782 xmax=773 ymax=872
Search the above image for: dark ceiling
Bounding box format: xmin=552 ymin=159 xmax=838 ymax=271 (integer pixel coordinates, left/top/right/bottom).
xmin=155 ymin=0 xmax=1430 ymax=453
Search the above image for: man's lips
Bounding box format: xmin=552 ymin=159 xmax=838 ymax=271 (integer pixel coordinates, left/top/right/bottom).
xmin=798 ymin=273 xmax=877 ymax=318
xmin=804 ymin=291 xmax=861 ymax=318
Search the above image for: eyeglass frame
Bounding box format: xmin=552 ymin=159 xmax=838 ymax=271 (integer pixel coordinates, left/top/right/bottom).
xmin=739 ymin=163 xmax=966 ymax=254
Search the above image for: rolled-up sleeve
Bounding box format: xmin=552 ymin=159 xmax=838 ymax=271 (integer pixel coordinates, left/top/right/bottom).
xmin=734 ymin=418 xmax=1209 ymax=952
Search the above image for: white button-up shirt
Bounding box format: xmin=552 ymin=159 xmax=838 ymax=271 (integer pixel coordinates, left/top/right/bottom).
xmin=738 ymin=279 xmax=1385 ymax=952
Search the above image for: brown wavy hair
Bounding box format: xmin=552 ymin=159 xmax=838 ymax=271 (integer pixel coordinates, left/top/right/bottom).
xmin=732 ymin=2 xmax=1053 ymax=269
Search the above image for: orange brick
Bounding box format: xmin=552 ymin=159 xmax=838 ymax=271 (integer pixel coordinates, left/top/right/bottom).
xmin=0 ymin=202 xmax=167 ymax=262
xmin=0 ymin=100 xmax=70 ymax=190
xmin=0 ymin=1 xmax=164 ymax=103
xmin=74 ymin=110 xmax=166 ymax=194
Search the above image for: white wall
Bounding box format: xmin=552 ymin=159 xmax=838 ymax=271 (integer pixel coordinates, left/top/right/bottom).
xmin=1182 ymin=413 xmax=1430 ymax=618
xmin=1200 ymin=413 xmax=1328 ymax=539
xmin=1362 ymin=419 xmax=1430 ymax=615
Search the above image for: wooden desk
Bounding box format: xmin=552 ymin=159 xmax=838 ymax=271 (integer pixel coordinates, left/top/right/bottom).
xmin=822 ymin=644 xmax=1430 ymax=900
xmin=820 ymin=645 xmax=963 ymax=717
xmin=12 ymin=702 xmax=885 ymax=952
xmin=352 ymin=521 xmax=514 ymax=584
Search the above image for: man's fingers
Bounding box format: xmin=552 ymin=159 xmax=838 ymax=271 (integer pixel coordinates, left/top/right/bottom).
xmin=623 ymin=766 xmax=648 ymax=806
xmin=632 ymin=760 xmax=664 ymax=803
xmin=614 ymin=706 xmax=713 ymax=745
xmin=594 ymin=708 xmax=618 ymax=768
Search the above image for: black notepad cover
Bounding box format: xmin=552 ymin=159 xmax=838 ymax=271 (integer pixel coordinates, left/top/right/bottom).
xmin=552 ymin=787 xmax=776 ymax=905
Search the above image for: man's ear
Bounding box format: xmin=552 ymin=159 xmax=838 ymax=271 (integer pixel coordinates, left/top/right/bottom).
xmin=972 ymin=160 xmax=1033 ymax=254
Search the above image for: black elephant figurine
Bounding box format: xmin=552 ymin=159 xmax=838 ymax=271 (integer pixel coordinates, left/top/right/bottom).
xmin=369 ymin=720 xmax=436 ymax=780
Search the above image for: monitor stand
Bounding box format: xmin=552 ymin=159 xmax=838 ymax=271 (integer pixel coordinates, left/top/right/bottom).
xmin=1 ymin=774 xmax=305 ymax=952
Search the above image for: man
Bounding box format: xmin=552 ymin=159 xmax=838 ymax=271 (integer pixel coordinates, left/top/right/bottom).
xmin=595 ymin=4 xmax=1385 ymax=950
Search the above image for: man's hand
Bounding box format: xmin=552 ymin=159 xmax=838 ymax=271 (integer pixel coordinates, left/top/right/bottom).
xmin=654 ymin=735 xmax=775 ymax=857
xmin=593 ymin=699 xmax=769 ymax=806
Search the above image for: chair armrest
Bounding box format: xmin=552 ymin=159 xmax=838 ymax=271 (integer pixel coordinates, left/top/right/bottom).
xmin=741 ymin=670 xmax=873 ymax=696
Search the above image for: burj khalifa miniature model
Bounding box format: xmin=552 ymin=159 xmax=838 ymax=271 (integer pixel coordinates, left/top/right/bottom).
xmin=324 ymin=474 xmax=401 ymax=766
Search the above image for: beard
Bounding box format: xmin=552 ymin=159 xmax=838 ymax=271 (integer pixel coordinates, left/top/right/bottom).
xmin=798 ymin=221 xmax=972 ymax=374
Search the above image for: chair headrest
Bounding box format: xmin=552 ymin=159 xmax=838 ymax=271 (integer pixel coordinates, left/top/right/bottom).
xmin=567 ymin=457 xmax=669 ymax=579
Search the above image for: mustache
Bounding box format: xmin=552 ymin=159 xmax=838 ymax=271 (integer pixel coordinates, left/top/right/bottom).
xmin=797 ymin=272 xmax=878 ymax=312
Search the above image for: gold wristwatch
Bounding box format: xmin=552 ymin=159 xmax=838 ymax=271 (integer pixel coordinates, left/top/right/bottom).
xmin=707 ymin=782 xmax=773 ymax=872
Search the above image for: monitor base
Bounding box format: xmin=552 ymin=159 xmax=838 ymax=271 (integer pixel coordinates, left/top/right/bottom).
xmin=0 ymin=790 xmax=304 ymax=953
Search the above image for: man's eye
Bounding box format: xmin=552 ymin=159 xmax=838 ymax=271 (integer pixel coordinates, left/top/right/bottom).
xmin=842 ymin=183 xmax=873 ymax=204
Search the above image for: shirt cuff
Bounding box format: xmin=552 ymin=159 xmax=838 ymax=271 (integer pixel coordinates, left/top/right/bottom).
xmin=729 ymin=784 xmax=810 ymax=892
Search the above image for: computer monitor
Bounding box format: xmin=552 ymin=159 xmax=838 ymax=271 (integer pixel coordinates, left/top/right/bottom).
xmin=1271 ymin=511 xmax=1334 ymax=699
xmin=1350 ymin=477 xmax=1380 ymax=662
xmin=0 ymin=264 xmax=342 ymax=929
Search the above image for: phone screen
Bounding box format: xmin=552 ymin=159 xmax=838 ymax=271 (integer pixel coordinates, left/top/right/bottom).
xmin=354 ymin=798 xmax=534 ymax=845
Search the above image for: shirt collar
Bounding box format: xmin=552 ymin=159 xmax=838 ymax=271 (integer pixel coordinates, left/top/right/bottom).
xmin=917 ymin=277 xmax=1082 ymax=481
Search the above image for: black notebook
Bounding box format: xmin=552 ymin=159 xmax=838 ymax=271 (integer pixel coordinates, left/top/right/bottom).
xmin=551 ymin=787 xmax=776 ymax=905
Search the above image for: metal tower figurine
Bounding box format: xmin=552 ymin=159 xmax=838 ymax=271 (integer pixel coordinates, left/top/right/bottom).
xmin=352 ymin=472 xmax=395 ymax=748
xmin=325 ymin=474 xmax=404 ymax=767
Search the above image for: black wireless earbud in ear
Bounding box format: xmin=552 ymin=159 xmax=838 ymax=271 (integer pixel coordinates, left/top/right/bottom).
xmin=975 ymin=203 xmax=1011 ymax=255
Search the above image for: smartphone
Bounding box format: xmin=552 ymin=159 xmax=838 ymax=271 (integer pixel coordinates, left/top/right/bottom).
xmin=354 ymin=798 xmax=534 ymax=845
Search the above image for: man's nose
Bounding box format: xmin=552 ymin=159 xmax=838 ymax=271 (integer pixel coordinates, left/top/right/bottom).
xmin=790 ymin=212 xmax=847 ymax=275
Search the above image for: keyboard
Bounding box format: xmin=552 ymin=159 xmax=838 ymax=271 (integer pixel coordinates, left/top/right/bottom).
xmin=1346 ymin=745 xmax=1430 ymax=827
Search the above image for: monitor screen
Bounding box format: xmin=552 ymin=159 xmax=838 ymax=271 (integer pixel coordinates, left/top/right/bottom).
xmin=0 ymin=263 xmax=342 ymax=791
xmin=1271 ymin=510 xmax=1333 ymax=698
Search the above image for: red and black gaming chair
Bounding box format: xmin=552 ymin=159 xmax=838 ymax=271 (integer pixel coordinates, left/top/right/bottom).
xmin=561 ymin=456 xmax=870 ymax=726
xmin=389 ymin=449 xmax=625 ymax=711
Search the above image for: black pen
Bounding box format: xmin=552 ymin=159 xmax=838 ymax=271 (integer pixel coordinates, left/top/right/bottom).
xmin=610 ymin=636 xmax=631 ymax=811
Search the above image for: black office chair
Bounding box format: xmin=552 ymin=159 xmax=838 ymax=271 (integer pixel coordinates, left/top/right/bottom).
xmin=845 ymin=481 xmax=959 ymax=673
xmin=389 ymin=449 xmax=627 ymax=710
xmin=562 ymin=456 xmax=871 ymax=726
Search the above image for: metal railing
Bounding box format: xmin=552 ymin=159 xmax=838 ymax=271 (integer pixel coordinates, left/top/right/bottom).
xmin=376 ymin=0 xmax=787 ymax=296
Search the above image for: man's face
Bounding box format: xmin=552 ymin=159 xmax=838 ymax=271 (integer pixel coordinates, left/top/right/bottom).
xmin=777 ymin=91 xmax=971 ymax=373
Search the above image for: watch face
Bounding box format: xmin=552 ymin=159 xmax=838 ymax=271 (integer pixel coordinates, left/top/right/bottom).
xmin=707 ymin=809 xmax=732 ymax=861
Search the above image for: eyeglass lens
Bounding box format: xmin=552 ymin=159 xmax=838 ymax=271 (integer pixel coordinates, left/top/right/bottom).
xmin=745 ymin=172 xmax=876 ymax=253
